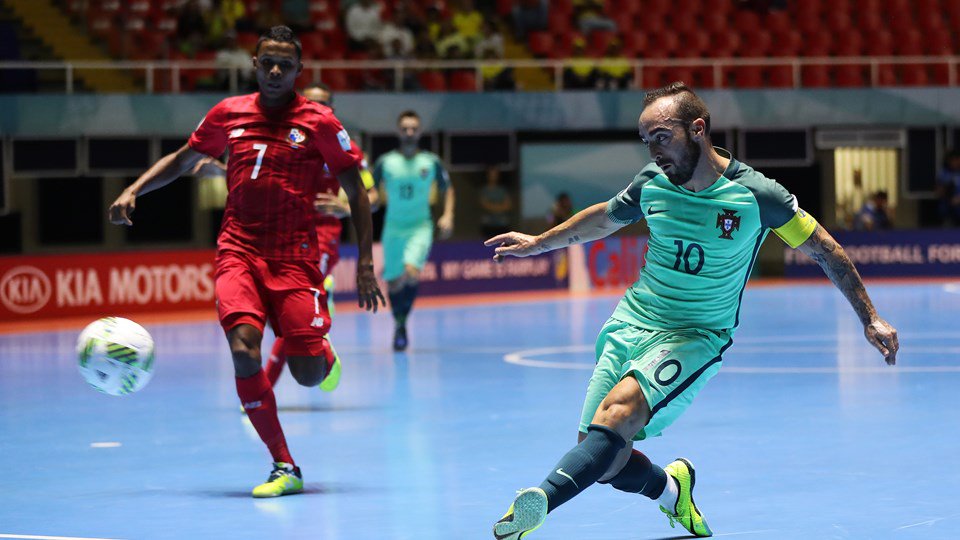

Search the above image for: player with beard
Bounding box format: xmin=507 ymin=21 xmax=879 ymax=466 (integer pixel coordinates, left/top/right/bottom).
xmin=486 ymin=82 xmax=899 ymax=538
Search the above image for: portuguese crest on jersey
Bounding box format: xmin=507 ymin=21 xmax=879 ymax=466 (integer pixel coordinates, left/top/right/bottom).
xmin=716 ymin=209 xmax=741 ymax=240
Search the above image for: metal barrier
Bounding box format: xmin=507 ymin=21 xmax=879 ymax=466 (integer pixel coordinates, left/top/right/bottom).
xmin=0 ymin=56 xmax=958 ymax=93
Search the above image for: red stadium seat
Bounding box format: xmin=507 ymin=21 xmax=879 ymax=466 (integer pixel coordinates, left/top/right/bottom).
xmin=691 ymin=66 xmax=717 ymax=89
xmin=640 ymin=32 xmax=678 ymax=59
xmin=321 ymin=69 xmax=351 ymax=91
xmin=703 ymin=11 xmax=729 ymax=34
xmin=833 ymin=31 xmax=863 ymax=57
xmin=767 ymin=65 xmax=795 ymax=87
xmin=417 ymin=70 xmax=447 ymax=92
xmin=673 ymin=31 xmax=710 ymax=58
xmin=895 ymin=29 xmax=923 ymax=55
xmin=900 ymin=65 xmax=930 ymax=86
xmin=548 ymin=10 xmax=573 ymax=35
xmin=834 ymin=65 xmax=867 ymax=87
xmin=640 ymin=66 xmax=668 ymax=89
xmin=710 ymin=32 xmax=740 ymax=58
xmin=803 ymin=30 xmax=832 ymax=57
xmin=856 ymin=11 xmax=884 ymax=33
xmin=877 ymin=64 xmax=897 ymax=86
xmin=449 ymin=70 xmax=478 ymax=91
xmin=931 ymin=64 xmax=951 ymax=85
xmin=924 ymin=31 xmax=954 ymax=56
xmin=727 ymin=66 xmax=763 ymax=88
xmin=527 ymin=31 xmax=553 ymax=58
xmin=300 ymin=32 xmax=325 ymax=58
xmin=801 ymin=65 xmax=831 ymax=87
xmin=770 ymin=30 xmax=802 ymax=58
xmin=734 ymin=11 xmax=761 ymax=33
xmin=764 ymin=11 xmax=791 ymax=34
xmin=496 ymin=0 xmax=512 ymax=17
xmin=621 ymin=31 xmax=647 ymax=57
xmin=738 ymin=30 xmax=771 ymax=57
xmin=825 ymin=11 xmax=852 ymax=33
xmin=864 ymin=30 xmax=895 ymax=56
xmin=588 ymin=30 xmax=618 ymax=57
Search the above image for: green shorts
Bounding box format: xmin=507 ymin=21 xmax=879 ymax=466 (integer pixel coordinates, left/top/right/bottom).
xmin=578 ymin=318 xmax=732 ymax=441
xmin=382 ymin=221 xmax=434 ymax=281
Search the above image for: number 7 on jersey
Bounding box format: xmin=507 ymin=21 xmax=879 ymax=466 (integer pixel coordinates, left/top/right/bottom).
xmin=251 ymin=143 xmax=268 ymax=179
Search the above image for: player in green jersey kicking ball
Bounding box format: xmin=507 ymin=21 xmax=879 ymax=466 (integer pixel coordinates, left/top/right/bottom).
xmin=374 ymin=110 xmax=455 ymax=351
xmin=485 ymin=82 xmax=899 ymax=539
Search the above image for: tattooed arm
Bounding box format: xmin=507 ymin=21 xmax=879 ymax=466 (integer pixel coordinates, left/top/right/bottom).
xmin=796 ymin=225 xmax=899 ymax=365
xmin=483 ymin=202 xmax=622 ymax=259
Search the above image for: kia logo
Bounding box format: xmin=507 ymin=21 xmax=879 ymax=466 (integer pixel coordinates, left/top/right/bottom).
xmin=1 ymin=266 xmax=52 ymax=314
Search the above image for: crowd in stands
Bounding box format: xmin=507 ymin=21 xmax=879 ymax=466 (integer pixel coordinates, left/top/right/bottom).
xmin=57 ymin=0 xmax=960 ymax=91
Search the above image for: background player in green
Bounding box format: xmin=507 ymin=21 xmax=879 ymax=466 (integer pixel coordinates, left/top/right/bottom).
xmin=374 ymin=110 xmax=455 ymax=351
xmin=485 ymin=82 xmax=899 ymax=539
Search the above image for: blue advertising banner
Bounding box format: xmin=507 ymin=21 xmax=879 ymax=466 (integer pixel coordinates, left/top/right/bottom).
xmin=331 ymin=241 xmax=568 ymax=302
xmin=784 ymin=230 xmax=960 ymax=277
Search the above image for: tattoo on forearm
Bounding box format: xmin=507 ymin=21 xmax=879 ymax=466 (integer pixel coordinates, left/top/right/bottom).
xmin=805 ymin=228 xmax=876 ymax=325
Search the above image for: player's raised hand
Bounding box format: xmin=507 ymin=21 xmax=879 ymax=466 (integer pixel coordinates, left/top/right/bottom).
xmin=108 ymin=190 xmax=137 ymax=226
xmin=356 ymin=264 xmax=386 ymax=313
xmin=864 ymin=317 xmax=898 ymax=365
xmin=484 ymin=232 xmax=541 ymax=262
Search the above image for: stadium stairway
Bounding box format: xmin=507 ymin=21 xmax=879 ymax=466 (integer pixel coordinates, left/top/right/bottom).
xmin=5 ymin=0 xmax=137 ymax=92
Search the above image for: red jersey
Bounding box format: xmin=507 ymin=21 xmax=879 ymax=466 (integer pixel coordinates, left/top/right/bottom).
xmin=188 ymin=93 xmax=361 ymax=261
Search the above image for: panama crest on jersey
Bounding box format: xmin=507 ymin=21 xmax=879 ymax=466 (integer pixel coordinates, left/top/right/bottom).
xmin=288 ymin=128 xmax=307 ymax=145
xmin=716 ymin=209 xmax=741 ymax=240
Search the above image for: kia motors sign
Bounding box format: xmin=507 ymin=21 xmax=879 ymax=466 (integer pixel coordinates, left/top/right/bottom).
xmin=0 ymin=250 xmax=216 ymax=323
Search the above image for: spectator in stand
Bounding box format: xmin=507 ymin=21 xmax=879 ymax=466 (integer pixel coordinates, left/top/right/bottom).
xmin=512 ymin=0 xmax=547 ymax=40
xmin=281 ymin=0 xmax=311 ymax=31
xmin=214 ymin=30 xmax=255 ymax=90
xmin=480 ymin=47 xmax=515 ymax=90
xmin=206 ymin=0 xmax=247 ymax=43
xmin=176 ymin=0 xmax=207 ymax=56
xmin=436 ymin=19 xmax=470 ymax=59
xmin=346 ymin=0 xmax=383 ymax=51
xmin=573 ymin=0 xmax=616 ymax=34
xmin=414 ymin=29 xmax=438 ymax=60
xmin=548 ymin=192 xmax=574 ymax=228
xmin=479 ymin=165 xmax=514 ymax=238
xmin=395 ymin=0 xmax=427 ymax=35
xmin=596 ymin=39 xmax=633 ymax=90
xmin=424 ymin=5 xmax=444 ymax=41
xmin=853 ymin=191 xmax=894 ymax=231
xmin=475 ymin=19 xmax=504 ymax=59
xmin=562 ymin=37 xmax=598 ymax=89
xmin=380 ymin=9 xmax=415 ymax=59
xmin=936 ymin=150 xmax=960 ymax=226
xmin=452 ymin=0 xmax=484 ymax=44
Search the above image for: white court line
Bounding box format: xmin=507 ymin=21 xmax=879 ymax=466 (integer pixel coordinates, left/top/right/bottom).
xmin=0 ymin=535 xmax=123 ymax=540
xmin=89 ymin=442 xmax=121 ymax=448
xmin=504 ymin=344 xmax=960 ymax=373
xmin=944 ymin=283 xmax=960 ymax=294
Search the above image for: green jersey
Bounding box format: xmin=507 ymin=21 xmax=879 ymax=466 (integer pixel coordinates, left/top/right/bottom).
xmin=373 ymin=150 xmax=450 ymax=229
xmin=605 ymin=148 xmax=817 ymax=333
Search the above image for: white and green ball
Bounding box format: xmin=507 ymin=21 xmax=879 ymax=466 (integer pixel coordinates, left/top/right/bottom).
xmin=76 ymin=317 xmax=155 ymax=396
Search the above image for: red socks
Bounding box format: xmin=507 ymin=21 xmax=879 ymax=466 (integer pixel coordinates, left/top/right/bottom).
xmin=265 ymin=338 xmax=287 ymax=387
xmin=235 ymin=370 xmax=294 ymax=465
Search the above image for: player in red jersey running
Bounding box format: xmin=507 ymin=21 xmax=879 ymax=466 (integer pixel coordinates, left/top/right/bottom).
xmin=108 ymin=26 xmax=385 ymax=498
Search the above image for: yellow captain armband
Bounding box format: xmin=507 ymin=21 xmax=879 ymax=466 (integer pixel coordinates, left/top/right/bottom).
xmin=773 ymin=208 xmax=818 ymax=248
xmin=359 ymin=168 xmax=375 ymax=190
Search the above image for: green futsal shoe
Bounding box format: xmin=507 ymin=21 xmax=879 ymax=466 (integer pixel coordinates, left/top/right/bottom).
xmin=252 ymin=462 xmax=303 ymax=498
xmin=493 ymin=487 xmax=547 ymax=539
xmin=319 ymin=341 xmax=341 ymax=392
xmin=660 ymin=458 xmax=712 ymax=537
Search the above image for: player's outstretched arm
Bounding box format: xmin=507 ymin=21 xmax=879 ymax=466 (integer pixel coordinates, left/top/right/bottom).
xmin=484 ymin=202 xmax=623 ymax=261
xmin=437 ymin=184 xmax=455 ymax=240
xmin=108 ymin=144 xmax=206 ymax=225
xmin=796 ymin=224 xmax=899 ymax=365
xmin=338 ymin=165 xmax=386 ymax=312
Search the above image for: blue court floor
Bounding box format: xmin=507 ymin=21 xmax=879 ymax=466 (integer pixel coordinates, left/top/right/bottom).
xmin=1 ymin=281 xmax=959 ymax=540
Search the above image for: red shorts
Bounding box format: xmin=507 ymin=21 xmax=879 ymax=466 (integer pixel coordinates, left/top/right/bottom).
xmin=215 ymin=249 xmax=331 ymax=356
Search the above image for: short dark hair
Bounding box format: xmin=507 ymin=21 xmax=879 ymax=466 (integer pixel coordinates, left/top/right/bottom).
xmin=642 ymin=81 xmax=711 ymax=135
xmin=305 ymin=82 xmax=332 ymax=104
xmin=397 ymin=110 xmax=420 ymax=124
xmin=256 ymin=25 xmax=302 ymax=60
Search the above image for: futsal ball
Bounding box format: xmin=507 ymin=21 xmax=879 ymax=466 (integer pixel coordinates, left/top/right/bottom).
xmin=76 ymin=317 xmax=155 ymax=396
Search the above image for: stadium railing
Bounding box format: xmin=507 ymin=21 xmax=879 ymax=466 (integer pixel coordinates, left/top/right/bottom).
xmin=1 ymin=56 xmax=958 ymax=93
